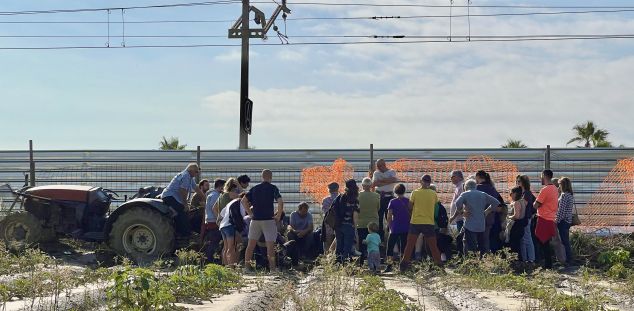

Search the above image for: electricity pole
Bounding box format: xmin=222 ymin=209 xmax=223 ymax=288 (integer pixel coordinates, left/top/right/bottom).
xmin=239 ymin=0 xmax=250 ymax=150
xmin=229 ymin=0 xmax=290 ymax=150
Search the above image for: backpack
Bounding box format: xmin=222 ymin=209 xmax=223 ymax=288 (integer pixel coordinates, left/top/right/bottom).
xmin=435 ymin=202 xmax=449 ymax=229
xmin=228 ymin=200 xmax=246 ymax=232
xmin=322 ymin=195 xmax=340 ymax=231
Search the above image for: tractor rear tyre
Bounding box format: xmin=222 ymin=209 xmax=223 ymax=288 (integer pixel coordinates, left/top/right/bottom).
xmin=109 ymin=207 xmax=175 ymax=265
xmin=0 ymin=212 xmax=43 ymax=250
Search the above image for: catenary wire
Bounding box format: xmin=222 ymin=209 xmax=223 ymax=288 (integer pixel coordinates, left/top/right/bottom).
xmin=0 ymin=1 xmax=241 ymax=16
xmin=3 ymin=8 xmax=634 ymax=24
xmin=2 ymin=35 xmax=634 ymax=49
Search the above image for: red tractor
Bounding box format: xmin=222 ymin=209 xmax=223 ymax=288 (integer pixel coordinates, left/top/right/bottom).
xmin=0 ymin=184 xmax=199 ymax=263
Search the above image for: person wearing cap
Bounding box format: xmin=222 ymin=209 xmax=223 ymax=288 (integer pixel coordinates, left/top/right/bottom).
xmin=160 ymin=163 xmax=205 ymax=237
xmin=321 ymin=182 xmax=339 ymax=253
xmin=372 ymin=159 xmax=398 ymax=240
xmin=332 ymin=179 xmax=360 ymax=262
xmin=449 ymin=179 xmax=501 ymax=256
xmin=450 ymin=170 xmax=465 ymax=256
xmin=401 ymin=175 xmax=442 ymax=270
xmin=287 ymin=202 xmax=314 ymax=266
xmin=356 ymin=177 xmax=380 ymax=265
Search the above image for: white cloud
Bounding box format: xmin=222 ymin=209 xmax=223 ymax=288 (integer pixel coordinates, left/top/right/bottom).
xmin=214 ymin=50 xmax=260 ymax=62
xmin=277 ymin=49 xmax=307 ymax=61
xmin=202 ymin=54 xmax=634 ymax=148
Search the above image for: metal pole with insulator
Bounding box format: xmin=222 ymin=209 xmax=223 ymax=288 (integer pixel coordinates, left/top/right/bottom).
xmin=238 ymin=0 xmax=250 ymax=150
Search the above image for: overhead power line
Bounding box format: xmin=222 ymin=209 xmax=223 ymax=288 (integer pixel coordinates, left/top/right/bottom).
xmin=3 ymin=8 xmax=634 ymax=24
xmin=0 ymin=1 xmax=241 ymax=16
xmin=252 ymin=2 xmax=634 ymax=9
xmin=1 ymin=34 xmax=633 ymax=39
xmin=2 ymin=34 xmax=634 ymax=49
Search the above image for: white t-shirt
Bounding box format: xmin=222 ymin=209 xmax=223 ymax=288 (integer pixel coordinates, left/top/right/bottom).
xmin=219 ymin=199 xmax=246 ymax=229
xmin=372 ymin=169 xmax=397 ymax=192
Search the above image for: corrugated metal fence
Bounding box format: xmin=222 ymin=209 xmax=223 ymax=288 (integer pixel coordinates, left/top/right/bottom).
xmin=0 ymin=148 xmax=632 ymax=225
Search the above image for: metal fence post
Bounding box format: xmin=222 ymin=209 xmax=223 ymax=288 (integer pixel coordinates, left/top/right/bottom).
xmin=29 ymin=140 xmax=35 ymax=187
xmin=544 ymin=145 xmax=551 ymax=170
xmin=369 ymin=144 xmax=374 ymax=174
xmin=196 ymin=146 xmax=201 ymax=183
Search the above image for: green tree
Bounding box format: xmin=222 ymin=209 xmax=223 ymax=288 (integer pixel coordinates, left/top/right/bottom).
xmin=566 ymin=121 xmax=612 ymax=148
xmin=501 ymin=139 xmax=527 ymax=148
xmin=159 ymin=136 xmax=187 ymax=150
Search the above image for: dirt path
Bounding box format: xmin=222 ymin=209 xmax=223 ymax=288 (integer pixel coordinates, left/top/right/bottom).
xmin=177 ymin=274 xmax=291 ymax=311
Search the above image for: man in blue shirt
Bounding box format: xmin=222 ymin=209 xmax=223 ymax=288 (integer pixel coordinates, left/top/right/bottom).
xmin=160 ymin=163 xmax=205 ymax=237
xmin=448 ymin=179 xmax=500 ymax=256
xmin=241 ymin=169 xmax=284 ymax=272
xmin=202 ymin=178 xmax=226 ymax=263
xmin=287 ymin=202 xmax=314 ymax=266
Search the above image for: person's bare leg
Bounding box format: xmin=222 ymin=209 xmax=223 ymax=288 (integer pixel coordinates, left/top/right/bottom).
xmin=227 ymin=239 xmax=236 ymax=265
xmin=244 ymin=239 xmax=257 ymax=268
xmin=266 ymin=241 xmax=276 ymax=271
xmin=223 ymin=238 xmax=233 ymax=265
xmin=329 ymin=238 xmax=337 ymax=253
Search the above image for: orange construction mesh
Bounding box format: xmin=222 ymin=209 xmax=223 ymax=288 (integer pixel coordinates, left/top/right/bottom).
xmin=390 ymin=156 xmax=519 ymax=204
xmin=300 ymin=158 xmax=354 ymax=203
xmin=300 ymin=156 xmax=518 ymax=205
xmin=583 ymin=158 xmax=634 ymax=227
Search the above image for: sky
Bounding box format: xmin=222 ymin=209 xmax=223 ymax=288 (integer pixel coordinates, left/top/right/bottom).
xmin=1 ymin=0 xmax=634 ymax=150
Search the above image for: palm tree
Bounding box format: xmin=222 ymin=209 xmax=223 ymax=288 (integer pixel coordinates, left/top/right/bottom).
xmin=159 ymin=136 xmax=187 ymax=150
xmin=501 ymin=139 xmax=527 ymax=148
xmin=567 ymin=121 xmax=612 ymax=148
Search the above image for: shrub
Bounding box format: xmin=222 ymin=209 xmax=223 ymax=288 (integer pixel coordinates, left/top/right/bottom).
xmin=598 ymin=248 xmax=630 ymax=267
xmin=106 ymin=266 xmax=181 ymax=311
xmin=358 ymin=275 xmax=421 ymax=311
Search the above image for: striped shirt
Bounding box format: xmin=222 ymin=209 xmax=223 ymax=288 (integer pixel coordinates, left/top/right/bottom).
xmin=556 ymin=192 xmax=574 ymax=224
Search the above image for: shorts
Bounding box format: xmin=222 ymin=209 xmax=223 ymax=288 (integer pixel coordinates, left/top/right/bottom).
xmin=408 ymin=224 xmax=436 ymax=237
xmin=221 ymin=225 xmax=236 ymax=239
xmin=248 ymin=219 xmax=278 ymax=242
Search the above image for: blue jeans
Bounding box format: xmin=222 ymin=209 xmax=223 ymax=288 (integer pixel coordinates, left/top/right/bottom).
xmin=335 ymin=223 xmax=355 ymax=261
xmin=521 ymin=218 xmax=535 ymax=262
xmin=557 ymin=221 xmax=572 ymax=264
xmin=162 ymin=196 xmax=191 ymax=237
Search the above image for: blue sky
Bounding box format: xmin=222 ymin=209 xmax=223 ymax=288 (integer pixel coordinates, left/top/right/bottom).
xmin=1 ymin=0 xmax=634 ymax=150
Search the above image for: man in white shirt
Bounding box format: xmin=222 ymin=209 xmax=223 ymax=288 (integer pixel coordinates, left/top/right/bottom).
xmin=372 ymin=159 xmax=398 ymax=240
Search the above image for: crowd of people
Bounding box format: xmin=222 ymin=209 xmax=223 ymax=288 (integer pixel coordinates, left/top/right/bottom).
xmin=159 ymin=160 xmax=577 ymax=273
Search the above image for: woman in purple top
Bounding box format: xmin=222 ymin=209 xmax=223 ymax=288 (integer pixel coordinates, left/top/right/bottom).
xmin=384 ymin=183 xmax=410 ymax=272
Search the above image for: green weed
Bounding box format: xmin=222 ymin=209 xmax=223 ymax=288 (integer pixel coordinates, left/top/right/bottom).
xmin=358 ymin=275 xmax=421 ymax=311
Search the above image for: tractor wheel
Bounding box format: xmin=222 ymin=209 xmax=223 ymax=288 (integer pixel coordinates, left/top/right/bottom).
xmin=108 ymin=207 xmax=175 ymax=265
xmin=0 ymin=212 xmax=43 ymax=250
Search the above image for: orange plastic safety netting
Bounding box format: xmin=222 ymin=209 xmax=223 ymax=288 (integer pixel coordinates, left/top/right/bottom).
xmin=300 ymin=158 xmax=354 ymax=203
xmin=582 ymin=158 xmax=634 ymax=227
xmin=390 ymin=156 xmax=519 ymax=204
xmin=300 ymin=156 xmax=518 ymax=205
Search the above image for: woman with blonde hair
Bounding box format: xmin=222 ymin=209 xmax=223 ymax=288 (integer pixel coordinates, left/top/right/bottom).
xmin=556 ymin=177 xmax=575 ymax=265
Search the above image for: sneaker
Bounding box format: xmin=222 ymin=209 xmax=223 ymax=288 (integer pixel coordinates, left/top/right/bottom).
xmin=399 ymin=262 xmax=410 ymax=272
xmin=353 ymin=250 xmax=362 ymax=256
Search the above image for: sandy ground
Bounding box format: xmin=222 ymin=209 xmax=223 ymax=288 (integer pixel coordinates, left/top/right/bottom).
xmin=177 ymin=274 xmax=287 ymax=311
xmin=2 ymin=259 xmax=634 ymax=311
